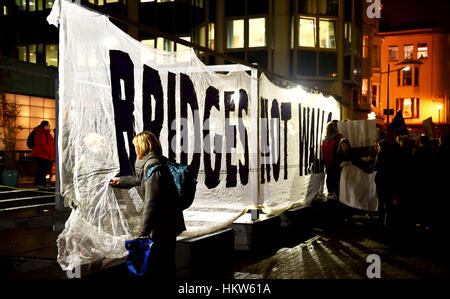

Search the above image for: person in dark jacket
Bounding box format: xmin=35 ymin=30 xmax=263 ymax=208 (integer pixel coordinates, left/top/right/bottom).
xmin=31 ymin=120 xmax=55 ymax=187
xmin=373 ymin=139 xmax=395 ymax=229
xmin=110 ymin=131 xmax=185 ymax=281
xmin=322 ymin=121 xmax=342 ymax=199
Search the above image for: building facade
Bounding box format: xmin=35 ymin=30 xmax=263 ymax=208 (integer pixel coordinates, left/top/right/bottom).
xmin=374 ymin=28 xmax=449 ymax=128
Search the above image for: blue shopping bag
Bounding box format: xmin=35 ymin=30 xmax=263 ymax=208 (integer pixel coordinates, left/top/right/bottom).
xmin=125 ymin=237 xmax=153 ymax=276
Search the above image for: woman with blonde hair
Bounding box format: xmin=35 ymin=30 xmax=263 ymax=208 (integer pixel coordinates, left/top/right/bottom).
xmin=110 ymin=131 xmax=185 ymax=280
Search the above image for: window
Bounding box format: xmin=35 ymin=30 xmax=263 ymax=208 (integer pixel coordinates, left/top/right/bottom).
xmin=3 ymin=6 xmax=7 ymax=15
xmin=396 ymin=98 xmax=419 ymax=119
xmin=397 ymin=70 xmax=401 ymax=86
xmin=344 ymin=22 xmax=351 ymax=55
xmin=388 ymin=46 xmax=398 ymax=60
xmin=227 ymin=19 xmax=244 ymax=48
xmin=319 ymin=20 xmax=336 ymax=48
xmin=176 ymin=37 xmax=191 ymax=53
xmin=298 ymin=50 xmax=317 ymax=76
xmin=45 ymin=0 xmax=54 ymax=8
xmin=141 ymin=39 xmax=155 ymax=48
xmin=402 ymin=68 xmax=412 ymax=86
xmin=28 ymin=44 xmax=36 ymax=63
xmin=16 ymin=0 xmax=26 ymax=11
xmin=362 ymin=79 xmax=368 ymax=96
xmin=299 ymin=17 xmax=316 ymax=47
xmin=318 ymin=51 xmax=337 ymax=77
xmin=38 ymin=0 xmax=44 ymax=10
xmin=156 ymin=38 xmax=174 ymax=52
xmin=208 ymin=23 xmax=215 ymax=50
xmin=417 ymin=43 xmax=428 ymax=59
xmin=299 ymin=0 xmax=317 ymax=14
xmin=404 ymin=45 xmax=413 ymax=60
xmin=46 ymin=44 xmax=58 ymax=67
xmin=363 ymin=35 xmax=368 ymax=58
xmin=89 ymin=0 xmax=104 ymax=4
xmin=414 ymin=67 xmax=419 ymax=86
xmin=17 ymin=46 xmax=27 ymax=62
xmin=249 ymin=18 xmax=266 ymax=47
xmin=372 ymin=45 xmax=380 ymax=67
xmin=140 ymin=0 xmax=155 ymax=2
xmin=29 ymin=0 xmax=36 ymax=11
xmin=371 ymin=85 xmax=378 ymax=107
xmin=299 ymin=0 xmax=338 ymax=16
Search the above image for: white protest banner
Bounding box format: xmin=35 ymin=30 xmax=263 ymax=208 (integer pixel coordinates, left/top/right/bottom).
xmin=48 ymin=0 xmax=342 ymax=271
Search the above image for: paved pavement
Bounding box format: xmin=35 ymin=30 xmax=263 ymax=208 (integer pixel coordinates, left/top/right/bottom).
xmin=233 ymin=215 xmax=450 ymax=279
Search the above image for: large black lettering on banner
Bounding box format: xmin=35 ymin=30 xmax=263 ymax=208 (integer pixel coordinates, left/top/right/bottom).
xmin=203 ymin=86 xmax=222 ymax=189
xmin=281 ymin=103 xmax=291 ymax=180
xmin=142 ymin=65 xmax=164 ymax=139
xmin=180 ymin=73 xmax=201 ymax=179
xmin=225 ymin=91 xmax=237 ymax=187
xmin=109 ymin=50 xmax=136 ymax=176
xmin=238 ymin=89 xmax=249 ymax=186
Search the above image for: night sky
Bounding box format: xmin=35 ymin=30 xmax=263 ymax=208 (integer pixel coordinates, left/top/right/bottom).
xmin=380 ymin=0 xmax=450 ymax=31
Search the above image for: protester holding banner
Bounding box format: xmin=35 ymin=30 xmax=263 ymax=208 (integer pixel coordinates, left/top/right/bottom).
xmin=322 ymin=121 xmax=342 ymax=199
xmin=110 ymin=131 xmax=186 ymax=280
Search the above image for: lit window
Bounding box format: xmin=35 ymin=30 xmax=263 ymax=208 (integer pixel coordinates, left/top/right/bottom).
xmin=3 ymin=6 xmax=7 ymax=15
xmin=363 ymin=35 xmax=368 ymax=58
xmin=106 ymin=0 xmax=119 ymax=3
xmin=45 ymin=0 xmax=54 ymax=9
xmin=402 ymin=68 xmax=412 ymax=86
xmin=417 ymin=43 xmax=428 ymax=59
xmin=156 ymin=38 xmax=174 ymax=52
xmin=249 ymin=18 xmax=266 ymax=47
xmin=299 ymin=17 xmax=316 ymax=47
xmin=397 ymin=98 xmax=419 ymax=119
xmin=388 ymin=46 xmax=398 ymax=60
xmin=17 ymin=46 xmax=27 ymax=62
xmin=177 ymin=36 xmax=191 ymax=53
xmin=227 ymin=19 xmax=244 ymax=48
xmin=208 ymin=23 xmax=215 ymax=50
xmin=403 ymin=45 xmax=413 ymax=60
xmin=362 ymin=79 xmax=368 ymax=96
xmin=156 ymin=0 xmax=174 ymax=2
xmin=199 ymin=25 xmax=206 ymax=48
xmin=16 ymin=0 xmax=26 ymax=11
xmin=140 ymin=0 xmax=155 ymax=2
xmin=46 ymin=44 xmax=58 ymax=67
xmin=28 ymin=44 xmax=36 ymax=64
xmin=344 ymin=22 xmax=351 ymax=55
xmin=319 ymin=20 xmax=336 ymax=48
xmin=141 ymin=39 xmax=155 ymax=48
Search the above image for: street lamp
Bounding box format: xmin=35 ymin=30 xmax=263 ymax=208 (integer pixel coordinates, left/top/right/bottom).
xmin=382 ymin=59 xmax=423 ymax=128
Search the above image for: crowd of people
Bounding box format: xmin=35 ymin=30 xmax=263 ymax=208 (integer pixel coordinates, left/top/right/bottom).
xmin=322 ymin=120 xmax=450 ymax=242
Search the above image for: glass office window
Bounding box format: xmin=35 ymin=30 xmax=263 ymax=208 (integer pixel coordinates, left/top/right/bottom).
xmin=227 ymin=19 xmax=244 ymax=48
xmin=404 ymin=45 xmax=413 ymax=60
xmin=208 ymin=23 xmax=215 ymax=50
xmin=17 ymin=46 xmax=27 ymax=62
xmin=29 ymin=0 xmax=36 ymax=11
xmin=299 ymin=17 xmax=316 ymax=47
xmin=142 ymin=39 xmax=155 ymax=48
xmin=177 ymin=36 xmax=191 ymax=53
xmin=417 ymin=43 xmax=428 ymax=59
xmin=46 ymin=44 xmax=58 ymax=67
xmin=319 ymin=20 xmax=336 ymax=48
xmin=249 ymin=18 xmax=266 ymax=47
xmin=344 ymin=22 xmax=351 ymax=55
xmin=45 ymin=0 xmax=54 ymax=9
xmin=28 ymin=44 xmax=36 ymax=63
xmin=157 ymin=38 xmax=174 ymax=52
